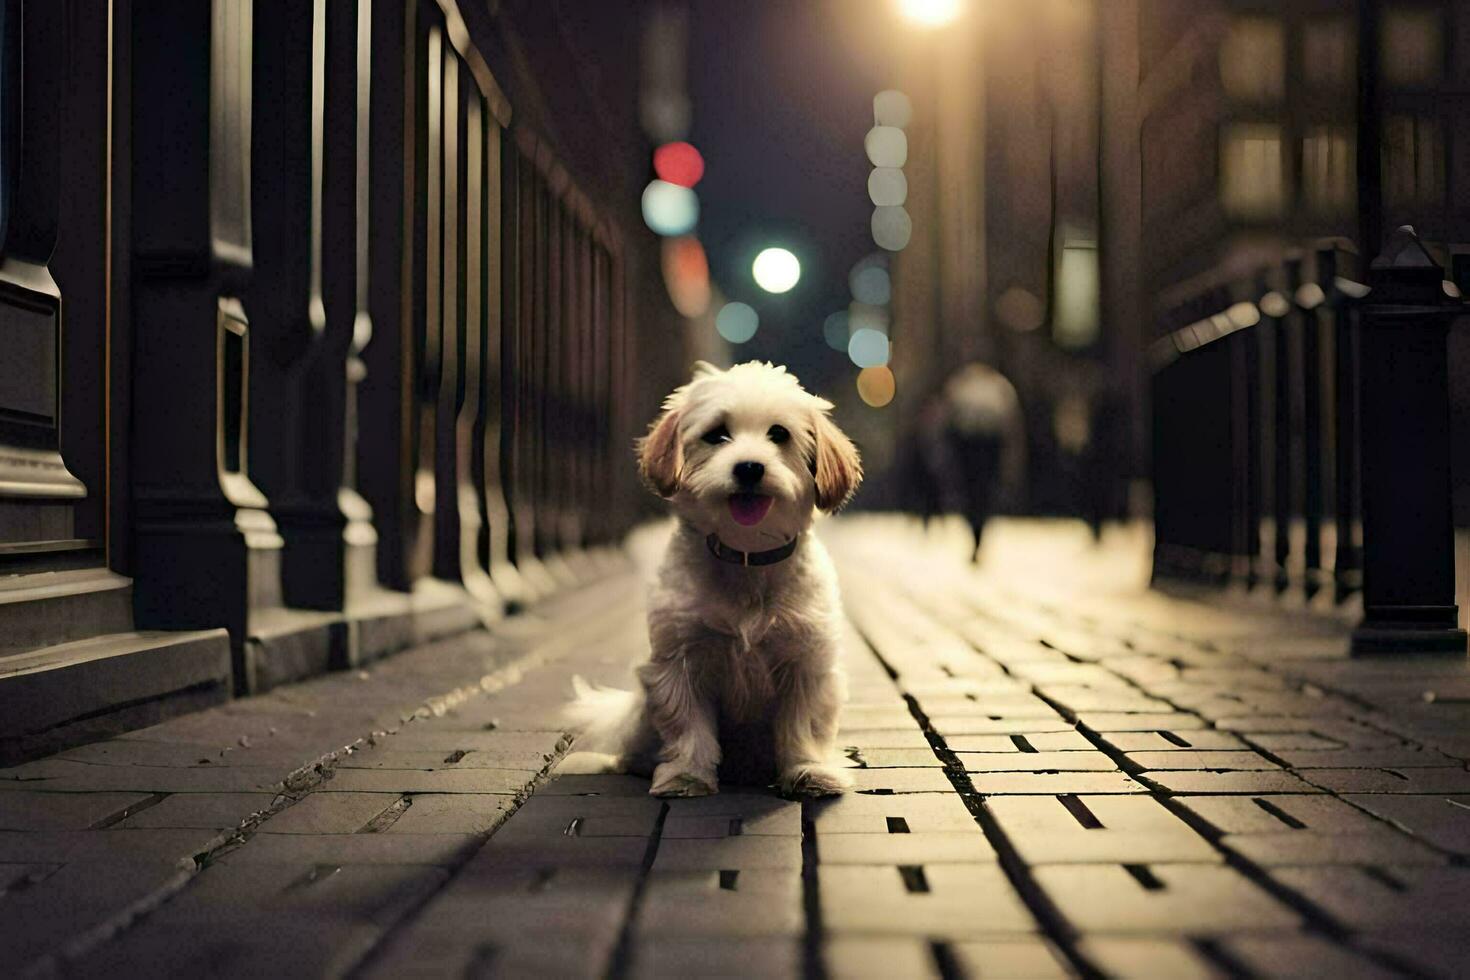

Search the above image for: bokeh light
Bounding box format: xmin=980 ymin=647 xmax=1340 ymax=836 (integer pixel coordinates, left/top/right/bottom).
xmin=868 ymin=168 xmax=907 ymax=206
xmin=1226 ymin=301 xmax=1261 ymax=329
xmin=850 ymin=265 xmax=892 ymax=306
xmin=864 ymin=126 xmax=908 ymax=168
xmin=871 ymin=206 xmax=912 ymax=251
xmin=661 ymin=236 xmax=710 ymax=318
xmin=752 ymin=247 xmax=801 ymax=293
xmin=822 ymin=311 xmax=850 ymax=351
xmin=897 ymin=0 xmax=962 ymax=28
xmin=848 ymin=327 xmax=890 ymax=368
xmin=653 ymin=142 xmax=705 ymax=188
xmin=715 ymin=301 xmax=759 ymax=343
xmin=995 ymin=286 xmax=1045 ymax=333
xmin=857 ymin=365 xmax=895 ymax=407
xmin=641 ymin=180 xmax=699 ymax=236
xmin=873 ymin=90 xmax=913 ymax=128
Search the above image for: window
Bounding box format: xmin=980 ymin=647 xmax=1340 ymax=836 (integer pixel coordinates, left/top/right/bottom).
xmin=1302 ymin=126 xmax=1355 ymax=214
xmin=1302 ymin=17 xmax=1356 ymax=92
xmin=1220 ymin=16 xmax=1285 ymax=103
xmin=1221 ymin=124 xmax=1286 ymax=219
xmin=1381 ymin=6 xmax=1443 ymax=87
xmin=1383 ymin=115 xmax=1444 ymax=207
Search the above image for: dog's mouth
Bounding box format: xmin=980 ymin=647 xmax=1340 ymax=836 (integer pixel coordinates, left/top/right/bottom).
xmin=727 ymin=493 xmax=774 ymax=527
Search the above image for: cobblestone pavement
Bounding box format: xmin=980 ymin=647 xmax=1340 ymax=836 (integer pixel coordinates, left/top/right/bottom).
xmin=6 ymin=519 xmax=1470 ymax=978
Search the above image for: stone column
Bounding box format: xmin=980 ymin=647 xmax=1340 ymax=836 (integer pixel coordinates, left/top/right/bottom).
xmin=130 ymin=2 xmax=281 ymax=661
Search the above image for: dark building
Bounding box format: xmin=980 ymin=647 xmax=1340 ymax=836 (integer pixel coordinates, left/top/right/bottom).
xmin=0 ymin=0 xmax=691 ymax=764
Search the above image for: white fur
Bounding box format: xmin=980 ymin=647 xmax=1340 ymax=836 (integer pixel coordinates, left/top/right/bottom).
xmin=564 ymin=362 xmax=863 ymax=797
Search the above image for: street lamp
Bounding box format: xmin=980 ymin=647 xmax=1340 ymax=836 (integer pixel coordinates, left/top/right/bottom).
xmin=896 ymin=0 xmax=962 ymax=29
xmin=752 ymin=247 xmax=801 ymax=294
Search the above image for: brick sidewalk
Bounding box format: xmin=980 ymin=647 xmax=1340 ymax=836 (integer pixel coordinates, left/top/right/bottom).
xmin=5 ymin=519 xmax=1470 ymax=977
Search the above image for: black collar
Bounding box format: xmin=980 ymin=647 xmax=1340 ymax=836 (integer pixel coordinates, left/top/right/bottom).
xmin=706 ymin=533 xmax=799 ymax=567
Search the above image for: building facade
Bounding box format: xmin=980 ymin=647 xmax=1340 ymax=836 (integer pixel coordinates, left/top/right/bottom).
xmin=0 ymin=0 xmax=687 ymax=764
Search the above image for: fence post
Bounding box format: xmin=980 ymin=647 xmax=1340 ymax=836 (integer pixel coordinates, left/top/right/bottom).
xmin=1351 ymin=226 xmax=1467 ymax=654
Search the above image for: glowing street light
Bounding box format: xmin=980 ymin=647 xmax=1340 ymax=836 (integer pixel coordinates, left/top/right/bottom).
xmin=897 ymin=0 xmax=962 ymax=28
xmin=752 ymin=247 xmax=801 ymax=294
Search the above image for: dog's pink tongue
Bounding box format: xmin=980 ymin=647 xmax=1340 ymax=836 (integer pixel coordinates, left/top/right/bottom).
xmin=728 ymin=494 xmax=773 ymax=527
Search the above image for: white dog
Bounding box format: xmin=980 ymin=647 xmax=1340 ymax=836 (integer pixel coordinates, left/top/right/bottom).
xmin=566 ymin=361 xmax=862 ymax=797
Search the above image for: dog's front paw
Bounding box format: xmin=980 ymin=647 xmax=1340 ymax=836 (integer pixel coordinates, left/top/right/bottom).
xmin=779 ymin=763 xmax=852 ymax=797
xmin=650 ymin=762 xmax=718 ymax=798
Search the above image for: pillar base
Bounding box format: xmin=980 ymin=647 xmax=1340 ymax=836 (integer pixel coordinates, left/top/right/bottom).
xmin=1352 ymin=605 xmax=1467 ymax=655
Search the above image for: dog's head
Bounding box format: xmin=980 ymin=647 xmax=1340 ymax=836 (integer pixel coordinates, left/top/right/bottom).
xmin=638 ymin=361 xmax=862 ymax=551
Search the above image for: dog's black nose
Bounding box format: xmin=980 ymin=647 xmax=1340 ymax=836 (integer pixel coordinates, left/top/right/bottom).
xmin=733 ymin=461 xmax=765 ymax=487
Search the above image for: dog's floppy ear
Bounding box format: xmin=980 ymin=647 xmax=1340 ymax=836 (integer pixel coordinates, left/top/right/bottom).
xmin=638 ymin=407 xmax=684 ymax=497
xmin=812 ymin=409 xmax=863 ymax=511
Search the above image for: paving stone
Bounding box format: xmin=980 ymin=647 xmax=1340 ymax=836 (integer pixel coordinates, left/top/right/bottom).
xmin=839 ymin=706 xmax=926 ymax=730
xmin=321 ymin=767 xmax=534 ymax=795
xmin=1216 ymin=936 xmax=1400 ymax=980
xmin=651 ymin=835 xmax=802 ymax=871
xmin=1140 ymin=770 xmax=1322 ymax=795
xmin=0 ymin=791 xmax=155 ymax=831
xmin=630 ymin=936 xmax=801 ymax=979
xmin=384 ymin=793 xmax=514 ymax=834
xmin=1092 ymin=730 xmax=1247 ymax=753
xmin=929 ymin=716 xmax=1074 ymax=737
xmin=1344 ymin=793 xmax=1470 ymax=854
xmin=842 ymin=729 xmax=934 ymax=750
xmin=1360 ymin=930 xmax=1470 ymax=978
xmin=636 ymin=869 xmax=803 ymax=936
xmin=1177 ymin=794 xmax=1407 ymax=836
xmin=808 ymin=791 xmax=979 ymax=834
xmin=1074 ymin=937 xmax=1217 ymax=978
xmin=381 ymin=728 xmax=565 ymax=757
xmin=816 ymin=832 xmax=997 ymax=865
xmin=1213 ymin=717 xmax=1403 ymax=748
xmin=537 ymin=773 xmax=656 ymax=796
xmin=261 ymin=792 xmax=402 ymax=834
xmin=491 ymin=793 xmax=662 ymax=839
xmin=1040 ymin=687 xmax=1176 ymax=714
xmin=950 ymin=938 xmax=1074 ymax=978
xmin=968 ymin=771 xmax=1146 ymax=795
xmin=1075 ymin=712 xmax=1210 ymax=732
xmin=0 ymin=759 xmax=288 ymax=794
xmin=820 ymin=863 xmax=1036 ymax=938
xmin=1270 ymin=866 xmax=1470 ymax=930
xmin=149 ymin=861 xmax=449 ymax=927
xmin=664 ymin=792 xmax=803 ymax=834
xmin=116 ymin=792 xmax=279 ymax=829
xmin=986 ymin=795 xmax=1218 ymax=864
xmin=333 ymin=748 xmax=545 ymax=770
xmin=217 ymin=832 xmax=480 ymax=866
xmin=959 ymin=750 xmax=1117 ymax=772
xmin=847 ymin=748 xmax=945 ymax=768
xmin=1225 ymin=832 xmax=1444 ymax=866
xmin=1244 ymin=731 xmax=1348 ymax=751
xmin=1035 ymin=863 xmax=1301 ymax=934
xmin=946 ymin=731 xmax=1094 ymax=753
xmin=66 ymin=916 xmax=383 ymax=979
xmin=1302 ymin=767 xmax=1470 ymax=794
xmin=920 ymin=694 xmax=1064 ymax=718
xmin=824 ymin=937 xmax=939 ymax=978
xmin=0 ymin=828 xmax=221 ymax=863
xmin=1271 ymin=747 xmax=1457 ymax=769
xmin=850 ymin=767 xmax=955 ymax=793
xmin=1125 ymin=750 xmax=1281 ymax=771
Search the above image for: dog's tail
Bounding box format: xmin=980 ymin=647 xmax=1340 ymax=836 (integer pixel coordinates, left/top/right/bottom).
xmin=562 ymin=675 xmax=644 ymax=755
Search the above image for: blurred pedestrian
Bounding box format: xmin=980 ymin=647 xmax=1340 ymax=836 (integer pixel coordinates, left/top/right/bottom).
xmin=914 ymin=363 xmax=1026 ymax=562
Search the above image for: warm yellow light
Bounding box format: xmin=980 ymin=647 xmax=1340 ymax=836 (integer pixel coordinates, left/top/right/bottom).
xmin=897 ymin=0 xmax=962 ymax=28
xmin=857 ymin=366 xmax=896 ymax=407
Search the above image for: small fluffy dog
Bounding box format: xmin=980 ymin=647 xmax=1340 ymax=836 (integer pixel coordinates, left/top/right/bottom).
xmin=567 ymin=361 xmax=862 ymax=797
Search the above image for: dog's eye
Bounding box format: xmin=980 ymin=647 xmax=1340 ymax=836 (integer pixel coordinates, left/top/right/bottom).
xmin=767 ymin=425 xmax=790 ymax=445
xmin=701 ymin=425 xmax=731 ymax=445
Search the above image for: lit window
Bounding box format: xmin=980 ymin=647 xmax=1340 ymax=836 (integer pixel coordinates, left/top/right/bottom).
xmin=1221 ymin=124 xmax=1286 ymax=219
xmin=1302 ymin=17 xmax=1355 ymax=91
xmin=1383 ymin=115 xmax=1444 ymax=207
xmin=1220 ymin=17 xmax=1285 ymax=103
xmin=1054 ymin=241 xmax=1099 ymax=350
xmin=1302 ymin=126 xmax=1355 ymax=214
xmin=1381 ymin=7 xmax=1443 ymax=87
